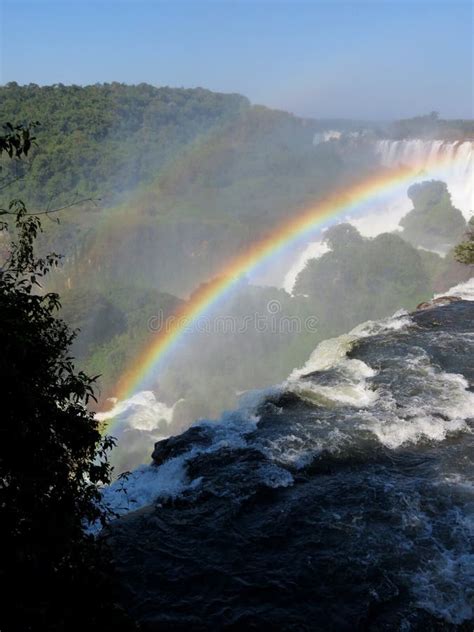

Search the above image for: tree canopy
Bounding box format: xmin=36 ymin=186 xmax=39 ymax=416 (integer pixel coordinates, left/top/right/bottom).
xmin=0 ymin=124 xmax=131 ymax=631
xmin=294 ymin=224 xmax=432 ymax=332
xmin=454 ymin=216 xmax=474 ymax=265
xmin=0 ymin=83 xmax=249 ymax=207
xmin=399 ymin=180 xmax=466 ymax=252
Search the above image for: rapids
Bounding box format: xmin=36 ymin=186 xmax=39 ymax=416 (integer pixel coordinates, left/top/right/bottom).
xmin=105 ymin=286 xmax=474 ymax=630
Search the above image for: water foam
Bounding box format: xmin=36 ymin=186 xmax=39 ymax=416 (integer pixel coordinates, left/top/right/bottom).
xmin=101 ymin=458 xmax=196 ymax=516
xmin=288 ymin=310 xmax=411 ymax=408
xmin=436 ymin=277 xmax=474 ymax=302
xmin=102 ymin=301 xmax=473 ymax=525
xmin=102 ymin=400 xmax=280 ymax=519
xmin=96 ymin=390 xmax=177 ymax=431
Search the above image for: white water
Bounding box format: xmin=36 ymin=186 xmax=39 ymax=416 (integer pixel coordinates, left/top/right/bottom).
xmin=103 ymin=277 xmax=474 ymax=478
xmin=100 ymin=407 xmax=265 ymax=519
xmin=96 ymin=391 xmax=176 ymax=430
xmin=283 ymin=139 xmax=473 ymax=293
xmin=435 ymin=277 xmax=474 ymax=301
xmin=374 ymin=139 xmax=473 ymax=218
xmin=102 ymin=297 xmax=474 ymax=520
xmin=313 ymin=130 xmax=342 ymax=144
xmin=96 ymin=391 xmax=179 ymax=471
xmin=285 ymin=304 xmax=474 ymax=454
xmin=287 ymin=310 xmax=411 ymax=409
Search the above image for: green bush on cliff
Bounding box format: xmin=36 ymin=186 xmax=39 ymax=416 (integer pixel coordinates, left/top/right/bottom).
xmin=454 ymin=217 xmax=474 ymax=265
xmin=294 ymin=224 xmax=432 ymax=334
xmin=399 ymin=180 xmax=466 ymax=251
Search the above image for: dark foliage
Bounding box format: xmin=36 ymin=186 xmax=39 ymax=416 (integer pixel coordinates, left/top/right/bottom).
xmin=294 ymin=224 xmax=432 ymax=332
xmin=399 ymin=180 xmax=466 ymax=251
xmin=454 ymin=217 xmax=474 ymax=265
xmin=0 ymin=125 xmax=133 ymax=631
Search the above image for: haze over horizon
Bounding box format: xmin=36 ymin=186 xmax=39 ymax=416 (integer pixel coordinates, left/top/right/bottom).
xmin=1 ymin=0 xmax=472 ymax=120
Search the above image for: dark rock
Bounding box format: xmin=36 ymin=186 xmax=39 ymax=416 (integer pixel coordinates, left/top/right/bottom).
xmin=416 ymin=295 xmax=462 ymax=310
xmin=151 ymin=425 xmax=213 ymax=465
xmin=109 ymin=300 xmax=474 ymax=631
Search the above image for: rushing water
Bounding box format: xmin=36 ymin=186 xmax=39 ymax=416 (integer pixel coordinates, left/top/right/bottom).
xmin=282 ymin=138 xmax=473 ymax=294
xmin=374 ymin=139 xmax=473 ymax=217
xmin=106 ymin=283 xmax=474 ymax=630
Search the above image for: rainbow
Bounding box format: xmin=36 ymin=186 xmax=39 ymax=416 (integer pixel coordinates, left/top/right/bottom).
xmin=104 ymin=159 xmax=458 ymax=424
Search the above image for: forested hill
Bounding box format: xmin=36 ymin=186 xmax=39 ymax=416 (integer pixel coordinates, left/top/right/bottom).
xmin=2 ymin=84 xmax=472 ymax=212
xmin=0 ymin=83 xmax=250 ymax=205
xmin=1 ymin=83 xmax=471 ymax=431
xmin=0 ymin=83 xmax=355 ymax=298
xmin=0 ymin=83 xmax=378 ymax=211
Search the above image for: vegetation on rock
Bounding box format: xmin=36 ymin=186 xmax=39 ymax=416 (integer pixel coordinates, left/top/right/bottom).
xmin=454 ymin=217 xmax=474 ymax=265
xmin=294 ymin=224 xmax=432 ymax=333
xmin=399 ymin=180 xmax=466 ymax=252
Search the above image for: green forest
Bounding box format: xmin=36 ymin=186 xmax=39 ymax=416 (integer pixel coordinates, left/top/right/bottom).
xmin=0 ymin=82 xmax=249 ymax=205
xmin=1 ymin=84 xmax=472 ymax=456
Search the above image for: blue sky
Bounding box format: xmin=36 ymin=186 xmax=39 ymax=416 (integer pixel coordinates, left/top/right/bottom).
xmin=1 ymin=0 xmax=472 ymax=119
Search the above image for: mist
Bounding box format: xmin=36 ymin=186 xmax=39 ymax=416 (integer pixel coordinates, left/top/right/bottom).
xmin=20 ymin=91 xmax=468 ymax=472
xmin=3 ymin=0 xmax=474 ymax=628
xmin=1 ymin=75 xmax=472 ymax=477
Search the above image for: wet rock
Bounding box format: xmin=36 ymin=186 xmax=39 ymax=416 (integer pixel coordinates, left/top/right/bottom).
xmin=109 ymin=300 xmax=474 ymax=630
xmin=416 ymin=295 xmax=462 ymax=310
xmin=151 ymin=425 xmax=213 ymax=465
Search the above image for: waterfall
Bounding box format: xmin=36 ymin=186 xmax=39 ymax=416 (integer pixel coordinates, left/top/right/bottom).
xmin=282 ymin=138 xmax=473 ymax=294
xmin=374 ymin=139 xmax=473 ymax=217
